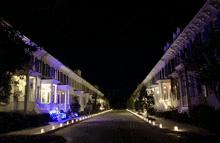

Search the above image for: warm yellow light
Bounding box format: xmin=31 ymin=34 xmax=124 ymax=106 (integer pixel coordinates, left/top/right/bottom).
xmin=174 ymin=126 xmax=178 ymax=131
xmin=153 ymin=121 xmax=155 ymax=125
xmin=72 ymin=120 xmax=74 ymax=123
xmin=67 ymin=121 xmax=69 ymax=125
xmin=163 ymin=87 xmax=166 ymax=89
xmin=146 ymin=118 xmax=148 ymax=121
xmin=60 ymin=123 xmax=62 ymax=127
xmin=41 ymin=129 xmax=44 ymax=133
xmin=159 ymin=124 xmax=162 ymax=128
xmin=23 ymin=82 xmax=26 ymax=86
xmin=149 ymin=120 xmax=151 ymax=123
xmin=157 ymin=91 xmax=159 ymax=94
xmin=52 ymin=126 xmax=55 ymax=130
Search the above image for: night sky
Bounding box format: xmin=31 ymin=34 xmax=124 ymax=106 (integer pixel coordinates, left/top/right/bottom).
xmin=1 ymin=0 xmax=207 ymax=108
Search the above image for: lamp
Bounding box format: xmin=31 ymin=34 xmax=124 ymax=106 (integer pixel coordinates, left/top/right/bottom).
xmin=41 ymin=129 xmax=44 ymax=133
xmin=174 ymin=126 xmax=178 ymax=131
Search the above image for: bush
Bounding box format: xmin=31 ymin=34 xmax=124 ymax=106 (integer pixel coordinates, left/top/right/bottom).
xmin=163 ymin=111 xmax=173 ymax=119
xmin=155 ymin=110 xmax=164 ymax=118
xmin=80 ymin=111 xmax=87 ymax=116
xmin=190 ymin=105 xmax=215 ymax=128
xmin=148 ymin=108 xmax=155 ymax=115
xmin=146 ymin=117 xmax=155 ymax=121
xmin=0 ymin=112 xmax=50 ymax=134
xmin=172 ymin=111 xmax=190 ymax=123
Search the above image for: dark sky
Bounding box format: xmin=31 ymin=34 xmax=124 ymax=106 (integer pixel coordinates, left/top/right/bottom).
xmin=1 ymin=0 xmax=207 ymax=108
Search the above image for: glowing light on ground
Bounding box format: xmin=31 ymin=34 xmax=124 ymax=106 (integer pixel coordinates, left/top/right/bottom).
xmin=41 ymin=129 xmax=44 ymax=133
xmin=174 ymin=126 xmax=178 ymax=131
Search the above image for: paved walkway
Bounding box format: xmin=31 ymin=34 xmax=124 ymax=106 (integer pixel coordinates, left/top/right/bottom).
xmin=127 ymin=109 xmax=215 ymax=136
xmin=0 ymin=110 xmax=112 ymax=136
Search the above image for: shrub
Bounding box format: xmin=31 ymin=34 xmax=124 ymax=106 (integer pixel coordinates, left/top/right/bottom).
xmin=163 ymin=111 xmax=173 ymax=119
xmin=148 ymin=108 xmax=156 ymax=115
xmin=190 ymin=105 xmax=215 ymax=127
xmin=172 ymin=111 xmax=190 ymax=123
xmin=146 ymin=117 xmax=155 ymax=121
xmin=155 ymin=110 xmax=164 ymax=118
xmin=80 ymin=111 xmax=87 ymax=116
xmin=36 ymin=113 xmax=50 ymax=125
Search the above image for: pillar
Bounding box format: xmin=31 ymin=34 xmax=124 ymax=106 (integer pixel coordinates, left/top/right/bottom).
xmin=24 ymin=71 xmax=29 ymax=113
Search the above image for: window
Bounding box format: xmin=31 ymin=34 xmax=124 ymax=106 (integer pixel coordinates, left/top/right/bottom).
xmin=61 ymin=91 xmax=65 ymax=104
xmin=171 ymin=78 xmax=180 ymax=100
xmin=168 ymin=61 xmax=171 ymax=75
xmin=212 ymin=18 xmax=219 ymax=33
xmin=35 ymin=58 xmax=40 ymax=72
xmin=171 ymin=58 xmax=175 ymax=72
xmin=64 ymin=74 xmax=66 ymax=84
xmin=189 ymin=75 xmax=195 ymax=97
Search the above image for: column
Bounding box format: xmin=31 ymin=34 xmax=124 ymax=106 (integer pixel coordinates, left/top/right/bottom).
xmin=24 ymin=72 xmax=30 ymax=113
xmin=178 ymin=78 xmax=184 ymax=107
xmin=65 ymin=88 xmax=67 ymax=111
xmin=50 ymin=83 xmax=53 ymax=110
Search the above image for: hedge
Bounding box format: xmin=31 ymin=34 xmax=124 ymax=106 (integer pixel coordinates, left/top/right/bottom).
xmin=155 ymin=110 xmax=164 ymax=118
xmin=0 ymin=112 xmax=50 ymax=134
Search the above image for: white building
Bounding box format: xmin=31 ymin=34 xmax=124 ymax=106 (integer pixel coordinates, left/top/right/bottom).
xmin=133 ymin=0 xmax=220 ymax=114
xmin=0 ymin=19 xmax=105 ymax=114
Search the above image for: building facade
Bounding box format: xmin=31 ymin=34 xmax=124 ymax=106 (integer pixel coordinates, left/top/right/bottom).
xmin=133 ymin=0 xmax=220 ymax=114
xmin=0 ymin=19 xmax=105 ymax=114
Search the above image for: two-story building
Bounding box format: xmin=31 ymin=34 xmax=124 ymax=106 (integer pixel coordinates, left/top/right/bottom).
xmin=133 ymin=0 xmax=220 ymax=114
xmin=0 ymin=19 xmax=106 ymax=114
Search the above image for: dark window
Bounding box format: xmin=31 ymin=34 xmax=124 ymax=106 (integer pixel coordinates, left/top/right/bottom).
xmin=171 ymin=58 xmax=175 ymax=72
xmin=42 ymin=62 xmax=45 ymax=76
xmin=60 ymin=73 xmax=63 ymax=83
xmin=57 ymin=71 xmax=60 ymax=81
xmin=46 ymin=64 xmax=50 ymax=77
xmin=61 ymin=92 xmax=65 ymax=104
xmin=63 ymin=74 xmax=66 ymax=84
xmin=35 ymin=58 xmax=40 ymax=72
xmin=189 ymin=75 xmax=195 ymax=97
xmin=168 ymin=61 xmax=171 ymax=75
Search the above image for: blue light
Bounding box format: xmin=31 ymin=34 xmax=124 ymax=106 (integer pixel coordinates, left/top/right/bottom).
xmin=49 ymin=110 xmax=57 ymax=115
xmin=74 ymin=113 xmax=78 ymax=117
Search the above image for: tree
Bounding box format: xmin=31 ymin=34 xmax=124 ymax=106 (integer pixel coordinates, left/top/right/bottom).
xmin=0 ymin=18 xmax=38 ymax=106
xmin=84 ymin=99 xmax=93 ymax=114
xmin=134 ymin=98 xmax=140 ymax=113
xmin=139 ymin=85 xmax=155 ymax=117
xmin=70 ymin=96 xmax=81 ymax=113
xmin=190 ymin=30 xmax=220 ymax=102
xmin=126 ymin=95 xmax=134 ymax=110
